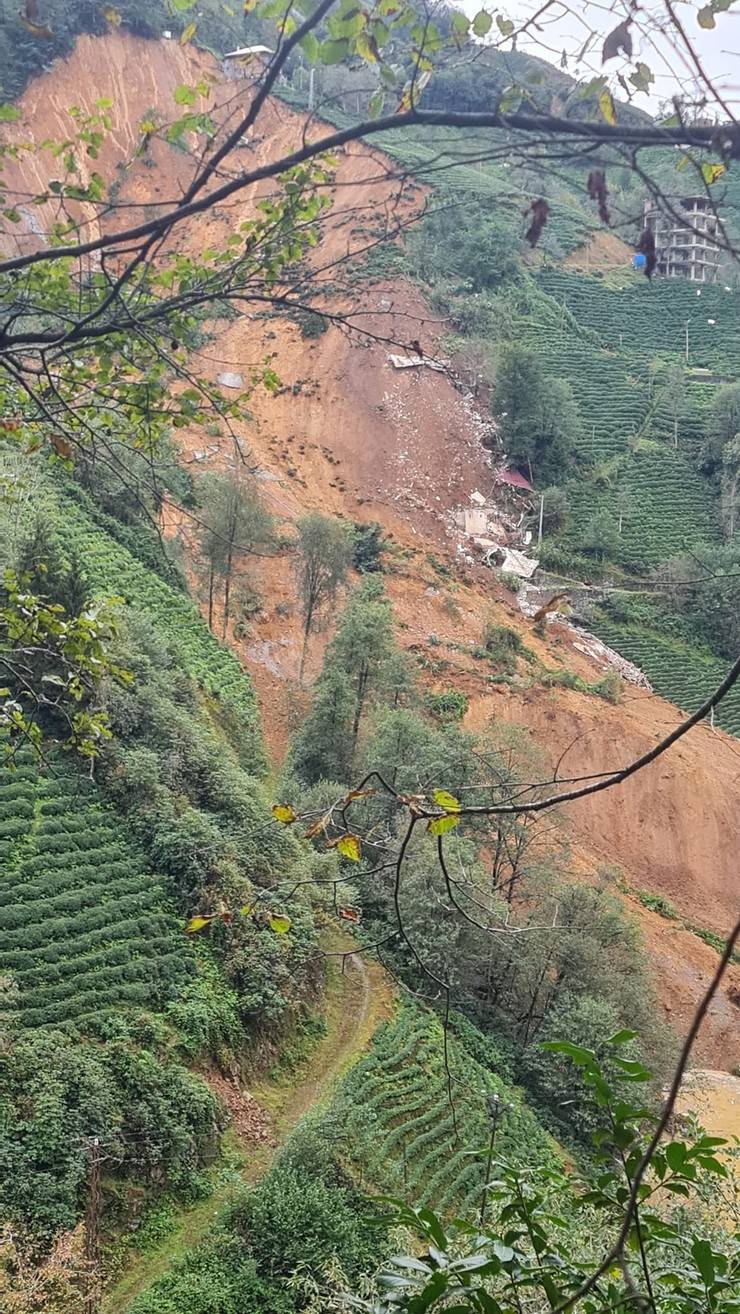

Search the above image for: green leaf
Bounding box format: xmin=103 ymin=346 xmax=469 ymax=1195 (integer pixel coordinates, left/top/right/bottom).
xmin=299 ymin=32 xmax=319 ymax=62
xmin=368 ymin=88 xmax=384 ymax=117
xmin=696 ymin=1154 xmax=727 ymax=1177
xmin=431 ymin=789 xmax=461 ymax=813
xmin=472 ymin=9 xmax=493 ymax=36
xmin=540 ymin=1040 xmax=595 ymax=1067
xmin=451 ymin=10 xmax=469 ymax=33
xmin=697 ymin=5 xmax=715 ymax=27
xmin=629 ymin=62 xmax=654 ymax=93
xmin=319 ymin=38 xmax=350 ymax=64
xmin=598 ymin=88 xmax=616 ymax=125
xmin=607 ymin=1028 xmax=638 ymax=1046
xmin=496 ymin=14 xmax=514 ymax=36
xmin=665 ymin=1141 xmax=687 ymax=1172
xmin=612 ymin=1057 xmax=651 ymax=1080
xmin=427 ymin=813 xmax=460 ymax=836
xmin=269 ymin=913 xmax=292 ymax=933
xmin=337 ymin=833 xmax=361 ymax=861
xmin=692 ymin=1238 xmax=715 ymax=1287
xmin=174 ymin=83 xmax=197 ymax=106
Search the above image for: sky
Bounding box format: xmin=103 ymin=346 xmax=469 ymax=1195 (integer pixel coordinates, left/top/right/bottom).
xmin=458 ymin=0 xmax=740 ymax=115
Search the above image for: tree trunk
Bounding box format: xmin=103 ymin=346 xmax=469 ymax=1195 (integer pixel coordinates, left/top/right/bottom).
xmin=298 ymin=600 xmax=314 ymax=685
xmin=350 ymin=664 xmax=369 ymax=761
xmin=222 ymin=548 xmax=232 ymax=639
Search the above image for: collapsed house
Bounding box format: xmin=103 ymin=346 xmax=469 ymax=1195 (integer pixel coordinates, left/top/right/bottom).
xmin=451 ymin=469 xmax=539 ymax=578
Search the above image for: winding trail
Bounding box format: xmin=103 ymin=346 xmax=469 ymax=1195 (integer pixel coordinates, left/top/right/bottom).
xmin=103 ymin=936 xmax=393 ymax=1314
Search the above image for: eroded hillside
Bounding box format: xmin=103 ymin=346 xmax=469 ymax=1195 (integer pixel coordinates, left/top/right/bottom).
xmin=7 ymin=30 xmax=739 ymax=1068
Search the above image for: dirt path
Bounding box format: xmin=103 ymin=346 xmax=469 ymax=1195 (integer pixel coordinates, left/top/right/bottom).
xmin=102 ymin=938 xmax=393 ymax=1314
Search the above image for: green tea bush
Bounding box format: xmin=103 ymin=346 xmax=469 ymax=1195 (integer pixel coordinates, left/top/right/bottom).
xmin=0 ymin=763 xmax=192 ymax=1030
xmin=127 ymin=1235 xmax=293 ymax=1314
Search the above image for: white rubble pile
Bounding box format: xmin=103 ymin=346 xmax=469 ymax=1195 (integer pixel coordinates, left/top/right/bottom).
xmin=516 ymin=584 xmax=651 ymax=689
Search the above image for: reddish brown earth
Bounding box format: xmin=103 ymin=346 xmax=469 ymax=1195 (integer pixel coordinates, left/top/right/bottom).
xmin=7 ymin=32 xmax=739 ymax=1071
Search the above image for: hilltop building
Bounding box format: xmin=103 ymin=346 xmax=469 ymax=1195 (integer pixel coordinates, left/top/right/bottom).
xmin=643 ymin=196 xmax=721 ymax=283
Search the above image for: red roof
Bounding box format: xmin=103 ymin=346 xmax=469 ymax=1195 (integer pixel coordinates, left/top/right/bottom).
xmin=495 ymin=468 xmax=533 ymax=492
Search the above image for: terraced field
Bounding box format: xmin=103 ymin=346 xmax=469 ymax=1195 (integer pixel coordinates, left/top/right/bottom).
xmin=590 ymin=619 xmax=740 ymax=736
xmin=0 ymin=761 xmax=192 ymax=1031
xmin=538 ymin=271 xmax=740 ymax=373
xmin=52 ymin=489 xmax=264 ymax=773
xmin=559 ymin=446 xmax=717 ymax=570
xmin=337 ymin=1002 xmax=555 ymax=1215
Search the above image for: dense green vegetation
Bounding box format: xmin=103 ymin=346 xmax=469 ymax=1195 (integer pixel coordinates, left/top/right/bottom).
xmin=50 ymin=484 xmax=264 ymax=772
xmin=0 ymin=465 xmax=332 ymax=1250
xmin=119 ymin=997 xmax=560 ymax=1314
xmin=0 ymin=758 xmax=190 ymax=1031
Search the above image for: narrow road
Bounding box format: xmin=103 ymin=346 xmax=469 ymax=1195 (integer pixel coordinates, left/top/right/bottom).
xmin=103 ymin=940 xmax=392 ymax=1314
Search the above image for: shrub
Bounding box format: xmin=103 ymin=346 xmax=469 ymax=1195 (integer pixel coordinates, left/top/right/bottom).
xmin=294 ymin=309 xmax=329 ymax=338
xmin=128 ymin=1236 xmax=291 ymax=1314
xmin=482 ymin=621 xmax=528 ymax=671
xmin=635 ymin=890 xmax=678 ymax=919
xmin=424 ymin=689 xmax=468 ymax=722
xmin=352 ymin=521 xmax=385 ymax=574
xmin=230 ymin=1161 xmax=380 ymax=1280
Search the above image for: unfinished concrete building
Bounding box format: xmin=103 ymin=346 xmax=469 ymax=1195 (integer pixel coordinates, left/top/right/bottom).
xmin=643 ymin=195 xmax=721 ymax=283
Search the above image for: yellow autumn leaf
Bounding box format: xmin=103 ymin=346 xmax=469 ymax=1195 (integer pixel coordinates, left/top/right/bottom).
xmin=431 ymin=789 xmax=461 ymax=813
xmin=701 ymin=161 xmax=725 ymax=184
xmin=101 ymin=5 xmax=122 ymax=24
xmin=272 ymin=803 xmax=296 ymax=824
xmin=269 ymin=913 xmax=292 ymax=933
xmin=427 ymin=814 xmax=460 ymax=836
xmin=185 ymin=915 xmax=212 ymax=934
xmin=181 ymin=21 xmax=197 ymax=43
xmin=598 ymin=88 xmax=616 ymax=125
xmin=337 ymin=833 xmax=361 ymax=862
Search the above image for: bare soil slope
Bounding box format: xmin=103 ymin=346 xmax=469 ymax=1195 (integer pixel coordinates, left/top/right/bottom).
xmin=8 ymin=32 xmax=739 ymax=1071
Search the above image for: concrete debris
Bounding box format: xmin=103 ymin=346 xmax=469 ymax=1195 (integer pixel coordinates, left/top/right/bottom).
xmin=516 ymin=585 xmax=651 ymax=689
xmin=470 ymin=489 xmax=487 ymax=506
xmin=485 ymin=545 xmax=540 ymax=579
xmin=387 ymin=353 xmax=445 ymax=372
xmin=216 ymin=371 xmax=243 ymax=389
xmin=572 ymin=632 xmax=652 ymax=689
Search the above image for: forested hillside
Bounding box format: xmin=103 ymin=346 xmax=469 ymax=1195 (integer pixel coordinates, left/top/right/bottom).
xmin=0 ymin=7 xmax=739 ymax=1314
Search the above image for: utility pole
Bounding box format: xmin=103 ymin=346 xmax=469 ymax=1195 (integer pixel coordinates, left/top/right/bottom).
xmin=83 ymin=1137 xmax=102 ymax=1314
xmin=478 ymin=1093 xmax=501 ymax=1228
